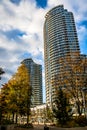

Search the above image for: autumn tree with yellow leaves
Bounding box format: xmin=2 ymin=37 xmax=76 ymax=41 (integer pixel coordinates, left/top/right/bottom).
xmin=0 ymin=64 xmax=32 ymax=124
xmin=52 ymin=53 xmax=87 ymax=116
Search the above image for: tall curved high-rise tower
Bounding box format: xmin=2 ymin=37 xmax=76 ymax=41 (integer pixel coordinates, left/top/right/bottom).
xmin=22 ymin=58 xmax=43 ymax=107
xmin=44 ymin=5 xmax=80 ymax=104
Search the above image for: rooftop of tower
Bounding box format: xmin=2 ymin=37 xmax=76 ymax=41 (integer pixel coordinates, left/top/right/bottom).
xmin=45 ymin=5 xmax=72 ymax=18
xmin=45 ymin=5 xmax=63 ymax=17
xmin=21 ymin=58 xmax=33 ymax=63
xmin=21 ymin=58 xmax=41 ymax=66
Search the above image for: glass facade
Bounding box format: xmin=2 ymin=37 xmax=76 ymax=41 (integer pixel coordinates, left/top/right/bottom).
xmin=44 ymin=5 xmax=80 ymax=104
xmin=22 ymin=58 xmax=43 ymax=107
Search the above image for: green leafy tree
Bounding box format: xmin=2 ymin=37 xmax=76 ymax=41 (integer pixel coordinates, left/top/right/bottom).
xmin=46 ymin=105 xmax=53 ymax=123
xmin=52 ymin=87 xmax=72 ymax=126
xmin=0 ymin=64 xmax=32 ymax=124
xmin=9 ymin=64 xmax=32 ymax=124
xmin=0 ymin=83 xmax=10 ymax=123
xmin=14 ymin=64 xmax=32 ymax=124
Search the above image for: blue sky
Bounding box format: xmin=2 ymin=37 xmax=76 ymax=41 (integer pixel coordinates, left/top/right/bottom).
xmin=0 ymin=0 xmax=87 ymax=102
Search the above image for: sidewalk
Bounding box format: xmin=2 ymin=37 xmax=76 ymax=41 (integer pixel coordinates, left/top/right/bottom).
xmin=13 ymin=124 xmax=87 ymax=130
xmin=32 ymin=124 xmax=87 ymax=130
xmin=33 ymin=124 xmax=87 ymax=130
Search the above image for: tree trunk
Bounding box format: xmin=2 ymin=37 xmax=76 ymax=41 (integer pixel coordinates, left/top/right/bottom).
xmin=15 ymin=113 xmax=18 ymax=124
xmin=12 ymin=112 xmax=14 ymax=123
xmin=27 ymin=107 xmax=29 ymax=124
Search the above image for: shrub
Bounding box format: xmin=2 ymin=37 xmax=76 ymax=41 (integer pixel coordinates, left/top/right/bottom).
xmin=75 ymin=116 xmax=87 ymax=126
xmin=17 ymin=123 xmax=33 ymax=128
xmin=1 ymin=119 xmax=14 ymax=125
xmin=66 ymin=120 xmax=79 ymax=127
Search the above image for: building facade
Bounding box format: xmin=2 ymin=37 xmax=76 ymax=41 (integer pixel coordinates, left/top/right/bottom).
xmin=22 ymin=58 xmax=43 ymax=107
xmin=44 ymin=5 xmax=81 ymax=104
xmin=30 ymin=103 xmax=47 ymax=124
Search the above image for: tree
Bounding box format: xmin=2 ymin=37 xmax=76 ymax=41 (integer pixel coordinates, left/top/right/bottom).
xmin=52 ymin=53 xmax=87 ymax=116
xmin=0 ymin=83 xmax=11 ymax=123
xmin=52 ymin=87 xmax=72 ymax=126
xmin=0 ymin=64 xmax=32 ymax=124
xmin=15 ymin=64 xmax=32 ymax=124
xmin=0 ymin=67 xmax=5 ymax=80
xmin=63 ymin=55 xmax=87 ymax=116
xmin=46 ymin=104 xmax=53 ymax=123
xmin=9 ymin=64 xmax=32 ymax=124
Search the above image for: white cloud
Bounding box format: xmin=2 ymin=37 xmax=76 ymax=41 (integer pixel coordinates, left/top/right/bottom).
xmin=0 ymin=0 xmax=87 ymax=94
xmin=77 ymin=26 xmax=87 ymax=41
xmin=47 ymin=0 xmax=87 ymax=52
xmin=47 ymin=0 xmax=87 ymax=22
xmin=0 ymin=0 xmax=46 ymax=87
